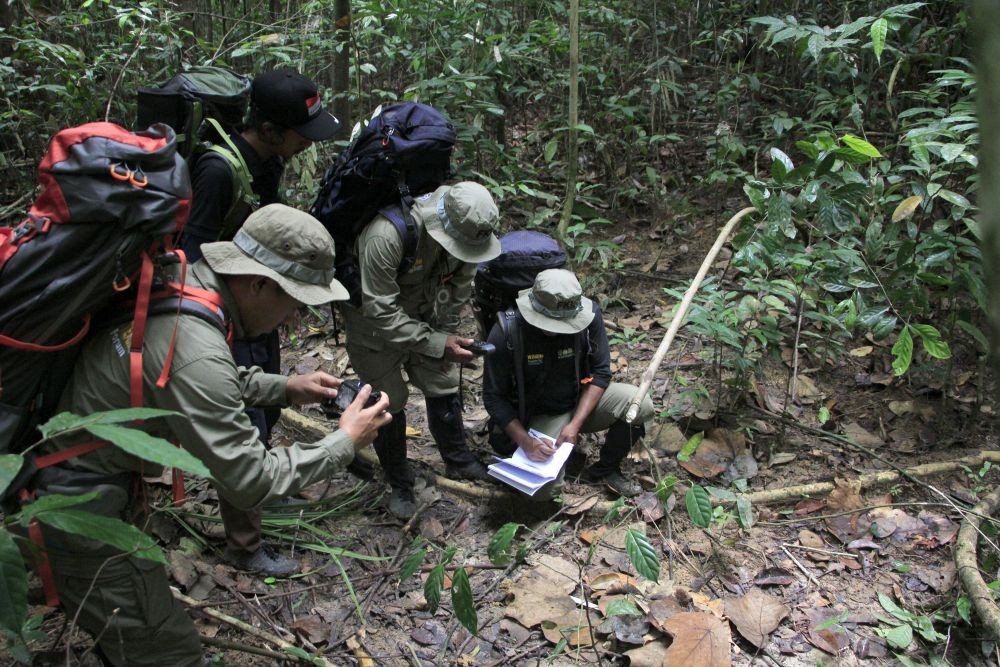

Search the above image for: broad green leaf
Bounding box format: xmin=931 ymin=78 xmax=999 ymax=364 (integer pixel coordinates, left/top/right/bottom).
xmin=17 ymin=492 xmax=99 ymax=520
xmin=602 ymin=497 xmax=626 ymax=523
xmin=876 ymin=622 xmax=912 ymax=649
xmin=685 ymin=484 xmax=713 ymax=528
xmin=939 ymin=143 xmax=967 ymax=163
xmin=957 ymin=596 xmax=972 ymax=624
xmin=655 ymin=475 xmax=678 ymax=504
xmin=767 ymin=194 xmax=795 ymax=238
xmin=916 ymin=272 xmax=950 ymax=286
xmin=451 ymin=566 xmax=478 ymax=634
xmin=35 ymin=510 xmax=165 ymax=564
xmin=606 ymin=598 xmax=642 ymax=617
xmin=0 ymin=454 xmax=24 ymax=498
xmin=488 ymin=522 xmax=520 ymax=565
xmin=818 ymin=406 xmax=831 ymax=424
xmin=878 ymin=592 xmax=916 ymax=624
xmin=543 ymin=138 xmax=558 ymax=162
xmin=769 ymin=147 xmax=794 ymax=173
xmin=0 ymin=528 xmax=28 ymax=638
xmin=815 ymin=610 xmax=849 ymax=631
xmin=574 ymin=123 xmax=595 ymax=134
xmin=910 ymin=324 xmax=951 ymax=360
xmin=870 ymin=18 xmax=888 ymax=62
xmin=736 ymin=496 xmax=753 ymax=529
xmin=39 ymin=408 xmax=177 ymax=439
xmin=841 ymin=134 xmax=882 ymax=158
xmin=398 ymin=537 xmax=426 ymax=581
xmin=425 ymin=563 xmax=445 ymax=613
xmin=891 ymin=326 xmax=913 ymax=376
xmin=957 ymin=320 xmax=989 ymax=352
xmin=795 ymin=140 xmax=819 ymax=160
xmin=677 ymin=432 xmax=703 ymax=462
xmin=706 ymin=486 xmax=736 ymax=502
xmin=891 ymin=195 xmax=922 ymax=222
xmin=624 ymin=529 xmax=659 ymax=582
xmin=935 ymin=189 xmax=971 ymax=210
xmin=913 ymin=615 xmax=945 ymax=642
xmin=85 ymin=424 xmax=211 ymax=478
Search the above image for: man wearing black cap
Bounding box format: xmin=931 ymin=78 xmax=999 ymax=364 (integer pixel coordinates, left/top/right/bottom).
xmin=178 ymin=69 xmax=341 ymax=577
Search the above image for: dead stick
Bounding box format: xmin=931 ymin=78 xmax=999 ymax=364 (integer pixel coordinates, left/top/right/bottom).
xmin=780 ymin=545 xmax=821 ymax=588
xmin=956 ymin=485 xmax=1000 ymax=640
xmin=199 ymin=636 xmax=292 ymax=661
xmin=717 ymin=451 xmax=1000 ymax=507
xmin=625 ymin=207 xmax=756 ymax=423
xmin=172 ymin=588 xmax=336 ymax=667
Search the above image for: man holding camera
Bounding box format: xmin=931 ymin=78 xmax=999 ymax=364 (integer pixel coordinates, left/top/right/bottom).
xmin=29 ymin=205 xmax=391 ymax=665
xmin=339 ymin=181 xmax=501 ymax=519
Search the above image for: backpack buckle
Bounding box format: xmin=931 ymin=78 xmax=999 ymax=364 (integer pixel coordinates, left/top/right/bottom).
xmin=12 ymin=219 xmax=36 ymax=243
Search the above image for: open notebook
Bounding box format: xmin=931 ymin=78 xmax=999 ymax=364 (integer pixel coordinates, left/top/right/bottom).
xmin=487 ymin=429 xmax=574 ymax=496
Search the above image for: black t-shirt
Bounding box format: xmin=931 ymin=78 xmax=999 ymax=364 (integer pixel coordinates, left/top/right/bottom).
xmin=482 ymin=305 xmax=612 ymax=428
xmin=180 ymin=133 xmax=284 ymax=262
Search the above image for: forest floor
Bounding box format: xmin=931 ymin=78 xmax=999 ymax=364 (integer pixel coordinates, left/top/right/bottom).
xmin=17 ymin=192 xmax=999 ymax=666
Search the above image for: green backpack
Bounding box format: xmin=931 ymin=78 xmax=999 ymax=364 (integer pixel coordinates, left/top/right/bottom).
xmin=137 ymin=65 xmax=257 ymax=238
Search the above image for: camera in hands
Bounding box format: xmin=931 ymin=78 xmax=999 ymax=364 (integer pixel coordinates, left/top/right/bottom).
xmin=461 ymin=340 xmax=496 ymax=355
xmin=322 ymin=379 xmax=382 ymax=417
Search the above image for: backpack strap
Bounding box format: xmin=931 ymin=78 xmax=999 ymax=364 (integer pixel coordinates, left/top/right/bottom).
xmin=498 ymin=309 xmax=527 ymax=426
xmin=203 ymin=119 xmax=256 ymax=239
xmin=378 ymin=203 xmax=419 ymax=276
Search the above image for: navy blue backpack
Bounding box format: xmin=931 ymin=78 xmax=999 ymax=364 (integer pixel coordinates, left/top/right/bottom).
xmin=473 ymin=230 xmax=567 ymax=338
xmin=310 ymin=102 xmax=456 ymax=305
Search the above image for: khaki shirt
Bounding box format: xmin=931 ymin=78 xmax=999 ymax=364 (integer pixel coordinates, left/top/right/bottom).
xmin=49 ymin=262 xmax=354 ymax=510
xmin=343 ymin=185 xmax=475 ymax=357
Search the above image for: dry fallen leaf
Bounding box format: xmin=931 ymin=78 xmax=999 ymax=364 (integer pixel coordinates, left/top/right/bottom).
xmin=841 ymin=421 xmax=884 ymax=447
xmin=826 ymin=477 xmax=865 ymax=512
xmin=849 ymin=345 xmax=874 ymax=357
xmin=504 ymin=555 xmax=578 ymax=628
xmin=662 ymin=612 xmax=732 ymax=667
xmin=798 ymin=529 xmax=829 ymax=561
xmin=724 ymin=589 xmax=791 ymax=649
xmin=646 ymin=594 xmax=687 ymax=632
xmin=805 ymin=608 xmax=850 ymax=655
xmin=625 ymin=638 xmax=671 ymax=667
xmin=679 ymin=428 xmax=758 ymax=482
xmin=540 ymin=611 xmax=594 ymax=647
xmin=289 ymin=616 xmax=329 ymax=645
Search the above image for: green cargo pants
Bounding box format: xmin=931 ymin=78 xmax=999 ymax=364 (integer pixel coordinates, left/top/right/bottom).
xmin=513 ymin=382 xmax=655 ymax=501
xmin=28 ymin=467 xmax=203 ymax=666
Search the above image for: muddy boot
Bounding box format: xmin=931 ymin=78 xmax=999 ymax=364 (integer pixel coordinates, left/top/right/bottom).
xmin=426 ymin=394 xmax=489 ymax=481
xmin=373 ymin=411 xmax=416 ymax=518
xmin=584 ymin=421 xmax=645 ymax=497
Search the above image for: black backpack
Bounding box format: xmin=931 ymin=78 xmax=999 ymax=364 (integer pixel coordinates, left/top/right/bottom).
xmin=473 ymin=230 xmax=567 ymax=338
xmin=137 ymin=66 xmax=257 ymax=240
xmin=309 ymin=102 xmax=456 ymax=305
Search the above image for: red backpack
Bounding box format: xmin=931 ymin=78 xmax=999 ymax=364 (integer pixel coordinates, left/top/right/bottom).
xmin=0 ymin=122 xmax=224 ymax=456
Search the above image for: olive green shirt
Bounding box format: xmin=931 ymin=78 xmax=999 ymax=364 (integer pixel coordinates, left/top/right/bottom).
xmin=50 ymin=262 xmax=354 ymax=510
xmin=343 ymin=185 xmax=475 ymax=357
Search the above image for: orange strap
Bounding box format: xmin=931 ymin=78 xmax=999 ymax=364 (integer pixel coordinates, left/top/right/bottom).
xmin=0 ymin=315 xmax=90 ymax=352
xmin=129 ymin=252 xmax=156 ymax=409
xmin=155 ymin=250 xmax=188 ymax=391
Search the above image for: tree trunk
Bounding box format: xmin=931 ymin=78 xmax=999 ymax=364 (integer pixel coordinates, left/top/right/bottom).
xmin=974 ymin=0 xmax=1000 ymax=378
xmin=332 ymin=0 xmax=351 ymax=134
xmin=557 ymin=0 xmax=580 ymax=241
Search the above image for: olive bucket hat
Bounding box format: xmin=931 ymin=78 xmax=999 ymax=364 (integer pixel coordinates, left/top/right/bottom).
xmin=425 ymin=181 xmax=501 ymax=263
xmin=201 ymin=203 xmax=349 ymax=305
xmin=516 ymin=268 xmax=595 ymax=334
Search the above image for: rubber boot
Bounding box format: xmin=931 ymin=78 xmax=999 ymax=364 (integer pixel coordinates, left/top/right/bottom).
xmin=425 ymin=394 xmax=489 ymax=480
xmin=585 ymin=421 xmax=645 ymax=497
xmin=372 ymin=411 xmax=416 ymax=518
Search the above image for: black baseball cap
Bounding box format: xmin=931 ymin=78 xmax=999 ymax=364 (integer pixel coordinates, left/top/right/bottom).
xmin=251 ymin=69 xmax=340 ymax=141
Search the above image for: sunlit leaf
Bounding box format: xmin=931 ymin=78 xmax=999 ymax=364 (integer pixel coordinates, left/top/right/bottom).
xmin=0 ymin=455 xmax=24 ymax=499
xmin=425 ymin=563 xmax=445 ymax=613
xmin=488 ymin=522 xmax=520 ymax=565
xmin=891 ymin=195 xmax=922 ymax=222
xmin=677 ymin=432 xmax=703 ymax=462
xmin=870 ymin=18 xmax=888 ymax=63
xmin=606 ymin=598 xmax=642 ymax=617
xmin=398 ymin=537 xmax=426 ymax=581
xmin=841 ymin=134 xmax=882 ymax=158
xmin=891 ymin=326 xmax=913 ymax=376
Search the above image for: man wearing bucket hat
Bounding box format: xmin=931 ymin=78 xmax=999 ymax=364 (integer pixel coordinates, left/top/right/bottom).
xmin=482 ymin=268 xmax=655 ymax=499
xmin=26 ymin=204 xmax=391 ymax=665
xmin=340 ymin=181 xmax=502 ymax=519
xmin=178 ymin=68 xmax=346 ymax=575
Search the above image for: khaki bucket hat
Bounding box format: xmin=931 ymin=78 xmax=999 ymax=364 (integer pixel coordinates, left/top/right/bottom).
xmin=201 ymin=203 xmax=349 ymax=305
xmin=424 ymin=181 xmax=501 ymax=263
xmin=516 ymin=269 xmax=595 ymax=334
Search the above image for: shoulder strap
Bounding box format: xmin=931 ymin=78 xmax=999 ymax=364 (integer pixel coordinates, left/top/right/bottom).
xmin=378 ymin=202 xmax=419 ymax=275
xmin=203 ymin=119 xmax=256 ymax=239
xmin=498 ymin=309 xmax=527 ymax=426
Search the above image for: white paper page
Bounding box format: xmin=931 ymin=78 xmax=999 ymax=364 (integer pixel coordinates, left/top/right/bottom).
xmin=508 ymin=429 xmax=573 ymax=478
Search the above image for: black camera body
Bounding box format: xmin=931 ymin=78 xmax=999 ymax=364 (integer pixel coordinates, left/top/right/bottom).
xmin=322 ymin=379 xmax=381 ymax=417
xmin=462 ymin=340 xmax=496 ymax=355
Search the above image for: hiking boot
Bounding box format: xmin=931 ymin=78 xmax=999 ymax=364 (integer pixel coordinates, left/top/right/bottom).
xmin=264 ymin=496 xmax=310 ymax=511
xmin=223 ymin=543 xmax=300 ymax=577
xmin=586 ymin=469 xmax=642 ymax=498
xmin=388 ymin=487 xmax=417 ymax=520
xmin=445 ymin=460 xmax=491 ymax=482
xmin=346 ymin=456 xmax=376 ymax=481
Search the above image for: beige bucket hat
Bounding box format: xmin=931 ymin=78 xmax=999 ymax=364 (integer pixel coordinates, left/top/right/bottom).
xmin=201 ymin=203 xmax=349 ymax=305
xmin=515 ymin=269 xmax=595 ymax=334
xmin=424 ymin=181 xmax=501 ymax=263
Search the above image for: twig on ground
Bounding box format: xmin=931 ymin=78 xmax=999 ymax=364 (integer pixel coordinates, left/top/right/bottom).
xmin=780 ymin=545 xmax=821 ymax=588
xmin=781 ymin=542 xmax=857 ymax=559
xmin=200 ymin=635 xmax=291 ymax=661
